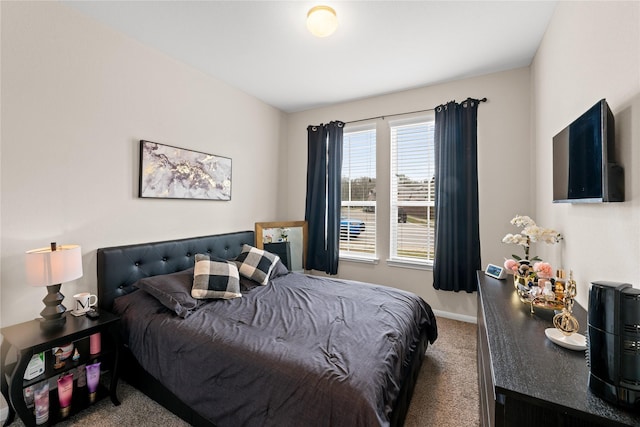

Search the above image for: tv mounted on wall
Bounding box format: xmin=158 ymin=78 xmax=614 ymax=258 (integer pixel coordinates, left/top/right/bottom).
xmin=552 ymin=99 xmax=624 ymax=203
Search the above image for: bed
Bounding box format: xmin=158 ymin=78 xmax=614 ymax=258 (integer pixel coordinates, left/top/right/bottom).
xmin=97 ymin=231 xmax=437 ymax=427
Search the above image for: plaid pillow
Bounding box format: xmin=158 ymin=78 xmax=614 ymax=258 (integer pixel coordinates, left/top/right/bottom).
xmin=192 ymin=254 xmax=242 ymax=299
xmin=235 ymin=244 xmax=280 ymax=285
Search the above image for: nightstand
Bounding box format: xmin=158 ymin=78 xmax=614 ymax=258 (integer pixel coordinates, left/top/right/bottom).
xmin=1 ymin=310 xmax=121 ymax=426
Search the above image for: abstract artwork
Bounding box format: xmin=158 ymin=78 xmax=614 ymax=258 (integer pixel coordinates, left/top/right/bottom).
xmin=139 ymin=140 xmax=232 ymax=200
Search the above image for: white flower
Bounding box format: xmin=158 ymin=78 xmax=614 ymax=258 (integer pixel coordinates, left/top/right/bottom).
xmin=523 ymin=225 xmax=561 ymax=243
xmin=539 ymin=228 xmax=563 ymax=244
xmin=502 ymin=215 xmax=562 ymax=260
xmin=523 ymin=225 xmax=542 ymax=240
xmin=502 ymin=233 xmax=529 ymax=247
xmin=510 ymin=215 xmax=535 ymax=228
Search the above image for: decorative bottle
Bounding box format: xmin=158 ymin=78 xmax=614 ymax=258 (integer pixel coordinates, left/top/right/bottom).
xmin=554 ymin=269 xmax=566 ymax=301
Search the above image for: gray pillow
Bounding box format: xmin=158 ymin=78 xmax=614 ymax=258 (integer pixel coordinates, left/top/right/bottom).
xmin=135 ymin=268 xmax=198 ymax=318
xmin=234 ymin=244 xmax=280 ymax=285
xmin=192 ymin=254 xmax=242 ymax=299
xmin=270 ymin=258 xmax=290 ymax=279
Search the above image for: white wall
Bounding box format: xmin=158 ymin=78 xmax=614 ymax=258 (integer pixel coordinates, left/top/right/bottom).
xmin=531 ymin=1 xmax=640 ymax=308
xmin=8 ymin=1 xmax=635 ymax=327
xmin=0 ymin=2 xmax=286 ymax=326
xmin=284 ymin=68 xmax=533 ymax=320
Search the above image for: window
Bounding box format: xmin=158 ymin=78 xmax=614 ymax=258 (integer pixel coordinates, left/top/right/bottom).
xmin=340 ymin=125 xmax=376 ymax=258
xmin=390 ymin=115 xmax=435 ymax=265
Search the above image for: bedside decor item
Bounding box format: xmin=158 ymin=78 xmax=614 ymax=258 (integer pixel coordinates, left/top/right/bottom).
xmin=52 ymin=343 xmax=74 ymax=360
xmin=53 ymin=348 xmax=66 ymax=370
xmin=25 ymin=242 xmax=83 ymax=330
xmin=23 ymin=353 xmax=45 ymax=380
xmin=33 ymin=381 xmax=49 ymax=425
xmin=76 ymin=364 xmax=87 ymax=388
xmin=139 ymin=140 xmax=232 ymax=201
xmin=89 ymin=333 xmax=101 ymax=355
xmin=57 ymin=373 xmax=74 ymax=417
xmin=86 ymin=308 xmax=100 ymax=319
xmin=23 ymin=385 xmax=34 ymax=409
xmin=71 ymin=292 xmax=97 ymax=316
xmin=86 ymin=362 xmax=101 ymax=403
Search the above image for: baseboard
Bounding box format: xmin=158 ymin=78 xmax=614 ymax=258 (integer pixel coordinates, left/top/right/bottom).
xmin=432 ymin=309 xmax=477 ymax=324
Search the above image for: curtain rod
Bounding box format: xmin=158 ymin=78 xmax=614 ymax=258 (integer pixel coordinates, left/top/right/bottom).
xmin=345 ymin=97 xmax=487 ymax=125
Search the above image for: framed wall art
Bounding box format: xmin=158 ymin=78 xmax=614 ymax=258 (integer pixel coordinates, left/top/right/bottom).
xmin=139 ymin=140 xmax=232 ymax=201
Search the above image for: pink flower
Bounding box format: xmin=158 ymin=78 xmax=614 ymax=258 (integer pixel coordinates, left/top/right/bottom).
xmin=534 ymin=262 xmax=553 ymax=279
xmin=504 ymin=259 xmax=519 ymax=272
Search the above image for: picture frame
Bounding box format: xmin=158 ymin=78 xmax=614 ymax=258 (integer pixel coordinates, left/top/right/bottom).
xmin=139 ymin=140 xmax=232 ymax=201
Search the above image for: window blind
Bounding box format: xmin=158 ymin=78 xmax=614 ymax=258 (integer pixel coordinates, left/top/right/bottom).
xmin=341 ymin=127 xmax=376 ymax=257
xmin=390 ymin=118 xmax=435 ymax=263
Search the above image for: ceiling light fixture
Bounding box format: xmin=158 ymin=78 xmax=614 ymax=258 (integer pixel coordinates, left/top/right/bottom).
xmin=306 ymin=5 xmax=338 ymax=38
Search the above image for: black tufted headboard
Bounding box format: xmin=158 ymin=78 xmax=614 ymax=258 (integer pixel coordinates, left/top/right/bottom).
xmin=96 ymin=231 xmax=254 ymax=311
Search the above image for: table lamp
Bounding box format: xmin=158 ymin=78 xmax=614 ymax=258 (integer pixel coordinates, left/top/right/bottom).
xmin=25 ymin=242 xmax=83 ymax=330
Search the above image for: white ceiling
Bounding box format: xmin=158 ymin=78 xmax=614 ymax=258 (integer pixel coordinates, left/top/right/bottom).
xmin=62 ymin=1 xmax=557 ymax=113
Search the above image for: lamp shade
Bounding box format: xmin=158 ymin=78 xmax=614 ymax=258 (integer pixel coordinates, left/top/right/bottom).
xmin=26 ymin=244 xmax=83 ymax=287
xmin=306 ymin=6 xmax=338 ymax=38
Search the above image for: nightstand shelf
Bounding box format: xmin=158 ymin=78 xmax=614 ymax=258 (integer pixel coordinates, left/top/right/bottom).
xmin=1 ymin=310 xmax=121 ymax=426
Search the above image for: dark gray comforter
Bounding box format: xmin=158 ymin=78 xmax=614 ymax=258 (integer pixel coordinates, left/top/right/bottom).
xmin=113 ymin=272 xmax=437 ymax=427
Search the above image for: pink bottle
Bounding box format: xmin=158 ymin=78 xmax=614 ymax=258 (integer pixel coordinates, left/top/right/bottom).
xmin=57 ymin=373 xmax=73 ymax=417
xmin=89 ymin=333 xmax=101 ymax=354
xmin=33 ymin=381 xmax=49 ymax=425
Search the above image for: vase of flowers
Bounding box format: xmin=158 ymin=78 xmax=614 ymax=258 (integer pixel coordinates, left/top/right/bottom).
xmin=502 ymin=215 xmax=562 ymax=291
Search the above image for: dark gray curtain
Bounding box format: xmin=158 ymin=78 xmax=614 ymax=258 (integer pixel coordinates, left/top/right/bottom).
xmin=305 ymin=121 xmax=344 ymax=274
xmin=433 ymin=99 xmax=481 ymax=292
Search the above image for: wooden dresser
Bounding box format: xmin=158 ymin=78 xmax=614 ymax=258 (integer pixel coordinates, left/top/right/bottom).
xmin=477 ymin=272 xmax=640 ymax=426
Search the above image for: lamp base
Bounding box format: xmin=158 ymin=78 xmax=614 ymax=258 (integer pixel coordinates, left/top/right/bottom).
xmin=40 ymin=283 xmax=67 ymax=331
xmin=40 ymin=315 xmax=66 ymax=331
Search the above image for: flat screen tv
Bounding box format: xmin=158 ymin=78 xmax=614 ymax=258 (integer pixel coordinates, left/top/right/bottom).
xmin=552 ymin=99 xmax=624 ymax=203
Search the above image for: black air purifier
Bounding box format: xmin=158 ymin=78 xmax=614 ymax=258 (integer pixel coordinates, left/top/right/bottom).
xmin=588 ymin=281 xmax=640 ymax=410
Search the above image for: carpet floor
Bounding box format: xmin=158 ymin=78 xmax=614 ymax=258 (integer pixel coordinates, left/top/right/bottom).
xmin=9 ymin=317 xmax=479 ymax=426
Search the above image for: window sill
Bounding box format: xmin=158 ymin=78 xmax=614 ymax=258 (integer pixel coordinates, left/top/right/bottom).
xmin=339 ymin=254 xmax=379 ymax=265
xmin=386 ymin=258 xmax=433 ymax=271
